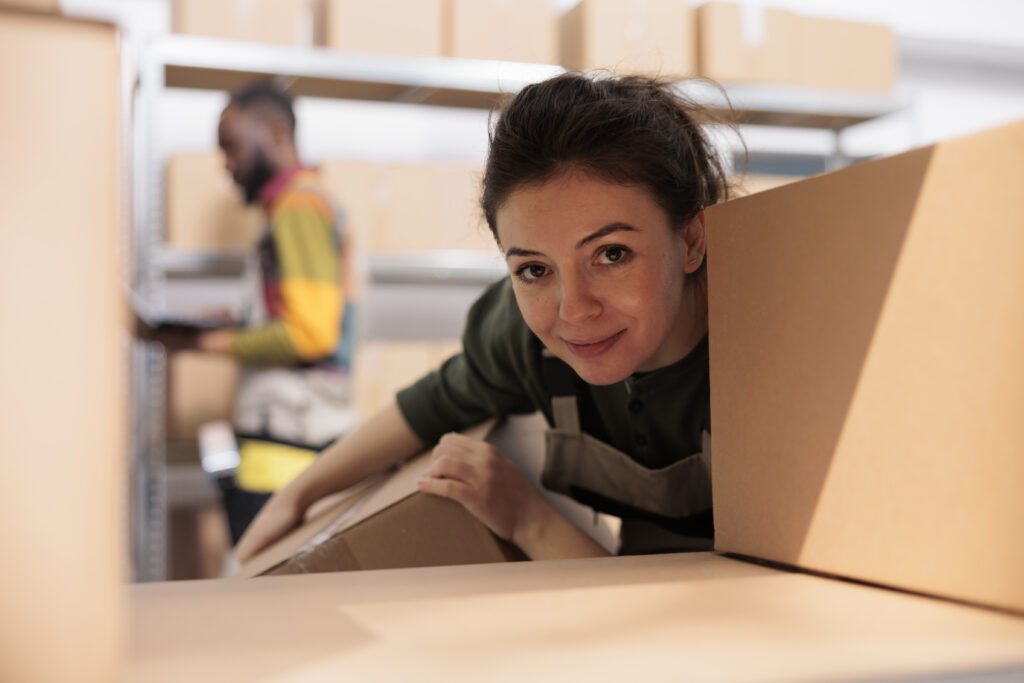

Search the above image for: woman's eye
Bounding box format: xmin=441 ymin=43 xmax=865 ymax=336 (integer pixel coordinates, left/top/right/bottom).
xmin=598 ymin=245 xmax=629 ymax=265
xmin=514 ymin=263 xmax=549 ymax=283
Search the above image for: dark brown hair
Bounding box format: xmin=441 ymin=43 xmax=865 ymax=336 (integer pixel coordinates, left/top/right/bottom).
xmin=481 ymin=72 xmax=733 ymax=279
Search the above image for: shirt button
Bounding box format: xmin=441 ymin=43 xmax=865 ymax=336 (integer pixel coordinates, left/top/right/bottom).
xmin=628 ymin=399 xmax=644 ymax=413
xmin=635 ymin=433 xmax=647 ymax=447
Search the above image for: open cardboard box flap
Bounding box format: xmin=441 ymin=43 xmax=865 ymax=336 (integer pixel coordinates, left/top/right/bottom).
xmin=239 ymin=420 xmax=523 ymax=577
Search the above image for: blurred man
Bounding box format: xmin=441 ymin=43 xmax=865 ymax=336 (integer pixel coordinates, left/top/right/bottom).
xmin=182 ymin=81 xmax=358 ymax=542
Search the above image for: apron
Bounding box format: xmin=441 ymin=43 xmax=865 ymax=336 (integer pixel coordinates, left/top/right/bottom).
xmin=539 ymin=350 xmax=714 ymax=555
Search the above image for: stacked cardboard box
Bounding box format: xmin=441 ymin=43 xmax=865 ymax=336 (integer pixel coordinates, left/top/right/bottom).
xmin=560 ymin=0 xmax=696 ymax=77
xmin=165 ymin=152 xmax=264 ymax=249
xmin=0 ymin=0 xmax=59 ymax=11
xmin=318 ymin=160 xmax=494 ymax=253
xmin=351 ymin=340 xmax=462 ymax=420
xmin=442 ymin=0 xmax=557 ymax=64
xmin=317 ymin=0 xmax=443 ymax=57
xmin=697 ymin=2 xmax=896 ymax=93
xmin=708 ymin=119 xmax=1024 ymax=614
xmin=167 ymin=352 xmax=240 ymax=442
xmin=171 ymin=0 xmax=314 ymax=45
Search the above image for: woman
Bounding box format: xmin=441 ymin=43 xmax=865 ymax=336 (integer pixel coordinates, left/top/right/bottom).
xmin=235 ymin=72 xmax=730 ymax=563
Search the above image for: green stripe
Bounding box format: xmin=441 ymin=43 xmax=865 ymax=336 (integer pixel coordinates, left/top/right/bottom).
xmin=273 ymin=205 xmax=338 ymax=283
xmin=234 ymin=321 xmax=302 ymax=364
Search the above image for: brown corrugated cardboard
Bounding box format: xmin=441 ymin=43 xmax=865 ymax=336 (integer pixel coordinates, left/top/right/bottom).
xmin=442 ymin=0 xmax=556 ymax=64
xmin=697 ymin=2 xmax=896 ymax=94
xmin=168 ymin=351 xmax=240 ymax=442
xmin=1 ymin=10 xmax=123 ymax=682
xmin=133 ymin=553 xmax=1024 ymax=682
xmin=730 ymin=173 xmax=801 ymax=197
xmin=317 ymin=0 xmax=442 ymax=57
xmin=318 ymin=160 xmax=494 ymax=253
xmin=165 ymin=152 xmax=264 ymax=248
xmin=708 ymin=119 xmax=1024 ymax=614
xmin=172 ymin=0 xmax=314 ymax=45
xmin=560 ymin=0 xmax=696 ymax=77
xmin=240 ymin=420 xmax=526 ymax=576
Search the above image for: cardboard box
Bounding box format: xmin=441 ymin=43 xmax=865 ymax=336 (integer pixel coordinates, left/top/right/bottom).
xmin=167 ymin=351 xmax=240 ymax=442
xmin=242 ymin=414 xmax=620 ymax=577
xmin=708 ymin=119 xmax=1024 ymax=614
xmin=165 ymin=152 xmax=265 ymax=248
xmin=1 ymin=10 xmax=123 ymax=682
xmin=729 ymin=173 xmax=801 ymax=197
xmin=317 ymin=0 xmax=442 ymax=57
xmin=560 ymin=0 xmax=696 ymax=77
xmin=318 ymin=160 xmax=495 ymax=253
xmin=0 ymin=0 xmax=59 ymax=12
xmin=172 ymin=0 xmax=314 ymax=45
xmin=241 ymin=420 xmax=525 ymax=576
xmin=442 ymin=0 xmax=557 ymax=64
xmin=352 ymin=340 xmax=463 ymax=419
xmin=697 ymin=2 xmax=896 ymax=94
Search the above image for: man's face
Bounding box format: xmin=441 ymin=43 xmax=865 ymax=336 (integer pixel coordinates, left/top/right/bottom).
xmin=218 ymin=105 xmax=275 ymax=204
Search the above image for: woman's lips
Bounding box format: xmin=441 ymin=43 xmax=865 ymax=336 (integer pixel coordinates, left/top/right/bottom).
xmin=564 ymin=330 xmax=625 ymax=358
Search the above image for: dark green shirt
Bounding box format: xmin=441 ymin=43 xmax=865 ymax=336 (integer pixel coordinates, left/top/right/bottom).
xmin=397 ymin=278 xmax=710 ymax=470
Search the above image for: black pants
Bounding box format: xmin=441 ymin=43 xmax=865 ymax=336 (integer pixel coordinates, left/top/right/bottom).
xmin=216 ymin=476 xmax=273 ymax=546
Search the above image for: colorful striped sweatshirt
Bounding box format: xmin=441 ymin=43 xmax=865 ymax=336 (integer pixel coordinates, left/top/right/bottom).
xmin=232 ymin=168 xmax=350 ymax=370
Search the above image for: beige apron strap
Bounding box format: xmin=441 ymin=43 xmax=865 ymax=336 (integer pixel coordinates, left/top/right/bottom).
xmin=550 ymin=395 xmax=581 ymax=434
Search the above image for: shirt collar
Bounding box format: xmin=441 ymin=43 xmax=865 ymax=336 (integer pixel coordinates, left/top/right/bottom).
xmin=258 ymin=165 xmax=307 ymax=208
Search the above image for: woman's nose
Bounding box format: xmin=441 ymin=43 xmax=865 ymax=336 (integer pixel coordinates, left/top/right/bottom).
xmin=558 ymin=273 xmax=602 ymax=324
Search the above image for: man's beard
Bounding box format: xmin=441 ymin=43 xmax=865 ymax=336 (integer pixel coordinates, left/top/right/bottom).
xmin=240 ymin=148 xmax=276 ymax=205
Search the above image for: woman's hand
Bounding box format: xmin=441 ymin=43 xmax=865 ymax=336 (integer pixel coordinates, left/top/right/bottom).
xmin=234 ymin=490 xmax=305 ymax=563
xmin=417 ymin=432 xmax=550 ymax=546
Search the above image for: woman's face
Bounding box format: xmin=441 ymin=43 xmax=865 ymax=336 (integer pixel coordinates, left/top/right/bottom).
xmin=496 ymin=171 xmax=705 ymax=386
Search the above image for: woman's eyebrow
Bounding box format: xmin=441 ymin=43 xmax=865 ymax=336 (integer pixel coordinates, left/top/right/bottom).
xmin=505 ymin=246 xmax=543 ymax=259
xmin=505 ymin=223 xmax=637 ymax=259
xmin=576 ymin=222 xmax=636 ymax=249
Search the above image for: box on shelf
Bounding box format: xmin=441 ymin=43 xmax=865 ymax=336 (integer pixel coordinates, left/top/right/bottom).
xmin=560 ymin=0 xmax=696 ymax=77
xmin=165 ymin=152 xmax=264 ymax=248
xmin=0 ymin=0 xmax=60 ymax=12
xmin=316 ymin=0 xmax=442 ymax=57
xmin=167 ymin=351 xmax=240 ymax=442
xmin=442 ymin=0 xmax=556 ymax=64
xmin=170 ymin=502 xmax=232 ymax=580
xmin=318 ymin=160 xmax=494 ymax=253
xmin=708 ymin=118 xmax=1024 ymax=614
xmin=697 ymin=2 xmax=896 ymax=94
xmin=172 ymin=0 xmax=314 ymax=45
xmin=352 ymin=340 xmax=462 ymax=419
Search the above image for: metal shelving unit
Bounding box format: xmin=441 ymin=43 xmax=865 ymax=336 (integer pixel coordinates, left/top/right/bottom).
xmin=129 ymin=33 xmax=902 ymax=581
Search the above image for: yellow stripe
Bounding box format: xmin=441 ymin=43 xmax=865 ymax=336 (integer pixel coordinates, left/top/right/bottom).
xmin=279 ymin=279 xmax=343 ymax=358
xmin=273 ymin=189 xmax=332 ymax=218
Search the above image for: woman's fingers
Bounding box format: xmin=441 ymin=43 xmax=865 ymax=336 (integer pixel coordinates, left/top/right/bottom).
xmin=423 ymin=451 xmax=479 ymax=484
xmin=417 ymin=473 xmax=477 ymax=507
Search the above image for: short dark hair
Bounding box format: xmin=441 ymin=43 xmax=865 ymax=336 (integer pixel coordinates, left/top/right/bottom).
xmin=481 ymin=72 xmax=733 ymax=278
xmin=229 ymin=80 xmax=296 ymax=135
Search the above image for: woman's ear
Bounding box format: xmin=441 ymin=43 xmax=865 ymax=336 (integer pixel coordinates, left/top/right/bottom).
xmin=682 ymin=210 xmax=707 ymax=274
